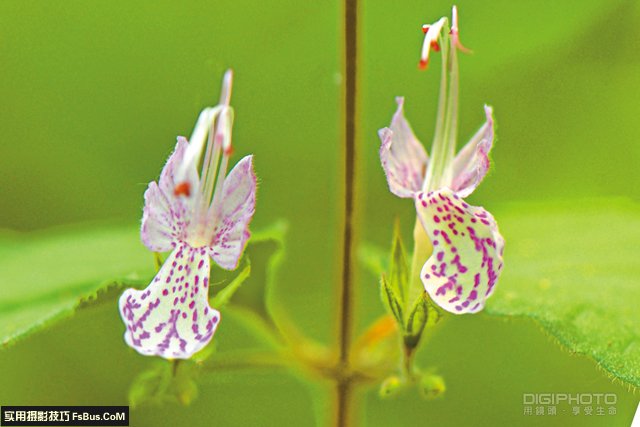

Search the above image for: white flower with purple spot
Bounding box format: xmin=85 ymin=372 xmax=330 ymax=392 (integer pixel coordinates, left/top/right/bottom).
xmin=119 ymin=70 xmax=257 ymax=358
xmin=378 ymin=7 xmax=504 ymax=314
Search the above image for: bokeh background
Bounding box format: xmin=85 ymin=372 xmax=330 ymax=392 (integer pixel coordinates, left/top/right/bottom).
xmin=1 ymin=0 xmax=638 ymax=425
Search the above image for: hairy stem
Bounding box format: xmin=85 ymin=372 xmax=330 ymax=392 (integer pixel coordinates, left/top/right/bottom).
xmin=335 ymin=0 xmax=359 ymax=423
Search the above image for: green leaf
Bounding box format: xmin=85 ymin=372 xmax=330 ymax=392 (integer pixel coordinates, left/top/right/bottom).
xmin=485 ymin=198 xmax=640 ymax=388
xmin=211 ymin=262 xmax=251 ymax=308
xmin=0 ymin=225 xmax=152 ymax=348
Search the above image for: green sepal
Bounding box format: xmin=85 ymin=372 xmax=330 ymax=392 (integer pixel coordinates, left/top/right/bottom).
xmin=128 ymin=360 xmax=200 ymax=408
xmin=388 ymin=218 xmax=409 ymax=306
xmin=379 ymin=219 xmax=411 ymax=328
xmin=380 ymin=274 xmax=404 ymax=328
xmin=403 ymin=292 xmax=437 ymax=349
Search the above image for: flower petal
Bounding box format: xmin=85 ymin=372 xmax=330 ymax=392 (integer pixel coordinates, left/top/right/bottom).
xmin=450 ymin=105 xmax=495 ymax=198
xmin=208 ymin=155 xmax=257 ymax=270
xmin=415 ymin=189 xmax=504 ymax=314
xmin=119 ymin=243 xmax=220 ymax=359
xmin=378 ymin=97 xmax=429 ymax=198
xmin=141 ymin=137 xmax=195 ymax=252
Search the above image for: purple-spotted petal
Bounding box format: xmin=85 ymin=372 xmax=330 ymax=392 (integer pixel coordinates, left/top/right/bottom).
xmin=208 ymin=155 xmax=256 ymax=270
xmin=450 ymin=105 xmax=495 ymax=198
xmin=378 ymin=97 xmax=428 ymax=198
xmin=415 ymin=188 xmax=504 ymax=314
xmin=141 ymin=137 xmax=195 ymax=252
xmin=119 ymin=243 xmax=219 ymax=359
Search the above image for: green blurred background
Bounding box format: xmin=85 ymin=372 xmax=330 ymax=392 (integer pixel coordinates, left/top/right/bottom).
xmin=0 ymin=0 xmax=638 ymax=425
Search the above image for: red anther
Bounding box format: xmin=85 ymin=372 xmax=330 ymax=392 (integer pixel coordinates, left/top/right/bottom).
xmin=422 ymin=24 xmax=429 ymax=34
xmin=224 ymin=145 xmax=234 ymax=156
xmin=431 ymin=40 xmax=441 ymax=52
xmin=419 ymin=59 xmax=429 ymax=70
xmin=174 ymin=182 xmax=191 ymax=197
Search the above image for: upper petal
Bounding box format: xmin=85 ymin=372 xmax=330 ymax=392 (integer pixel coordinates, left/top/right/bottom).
xmin=415 ymin=188 xmax=504 ymax=314
xmin=119 ymin=243 xmax=220 ymax=359
xmin=378 ymin=97 xmax=429 ymax=198
xmin=449 ymin=105 xmax=495 ymax=198
xmin=208 ymin=155 xmax=257 ymax=270
xmin=141 ymin=138 xmax=195 ymax=252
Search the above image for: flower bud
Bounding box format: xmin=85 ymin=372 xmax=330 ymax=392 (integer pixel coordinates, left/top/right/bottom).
xmin=419 ymin=374 xmax=446 ymax=400
xmin=379 ymin=375 xmax=404 ymax=399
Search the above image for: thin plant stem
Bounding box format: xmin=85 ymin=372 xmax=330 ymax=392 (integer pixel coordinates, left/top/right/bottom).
xmin=202 ymin=351 xmax=291 ymax=372
xmin=339 ymin=0 xmax=358 ymax=365
xmin=335 ymin=0 xmax=359 ymax=423
xmin=336 ymin=381 xmax=353 ymax=427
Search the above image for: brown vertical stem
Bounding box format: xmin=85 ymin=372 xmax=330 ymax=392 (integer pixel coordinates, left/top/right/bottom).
xmin=339 ymin=0 xmax=358 ymax=363
xmin=335 ymin=0 xmax=359 ymax=424
xmin=335 ymin=380 xmax=353 ymax=427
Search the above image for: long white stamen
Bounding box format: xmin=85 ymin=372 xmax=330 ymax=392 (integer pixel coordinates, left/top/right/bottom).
xmin=198 ymin=119 xmax=222 ymax=214
xmin=219 ymin=69 xmax=233 ymax=106
xmin=422 ymin=7 xmax=465 ymax=191
xmin=200 ymin=70 xmax=234 ymax=208
xmin=205 ymin=108 xmax=234 ymax=240
xmin=451 ymin=6 xmax=460 ymax=37
xmin=440 ymin=39 xmax=459 ymax=187
xmin=451 ymin=6 xmax=470 ymax=53
xmin=183 ymin=70 xmax=236 ymax=247
xmin=422 ymin=18 xmax=450 ymax=191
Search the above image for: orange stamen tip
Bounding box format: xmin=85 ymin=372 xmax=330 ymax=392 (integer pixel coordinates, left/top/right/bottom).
xmin=431 ymin=41 xmax=441 ymax=52
xmin=419 ymin=59 xmax=429 ymax=70
xmin=224 ymin=145 xmax=234 ymax=156
xmin=174 ymin=182 xmax=191 ymax=197
xmin=422 ymin=24 xmax=429 ymax=34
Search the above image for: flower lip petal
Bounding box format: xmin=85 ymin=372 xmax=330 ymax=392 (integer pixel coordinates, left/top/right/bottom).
xmin=415 ymin=188 xmax=504 ymax=314
xmin=378 ymin=97 xmax=429 ymax=199
xmin=119 ymin=243 xmax=220 ymax=359
xmin=449 ymin=105 xmax=495 ymax=198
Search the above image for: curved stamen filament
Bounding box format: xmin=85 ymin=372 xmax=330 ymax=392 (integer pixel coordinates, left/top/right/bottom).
xmin=219 ymin=70 xmax=233 ymax=106
xmin=200 ymin=70 xmax=234 ymax=218
xmin=204 ymin=108 xmax=234 ymax=243
xmin=441 ymin=34 xmax=459 ymax=187
xmin=198 ymin=116 xmax=223 ymax=222
xmin=184 ymin=70 xmax=236 ymax=246
xmin=422 ymin=18 xmax=450 ymax=192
